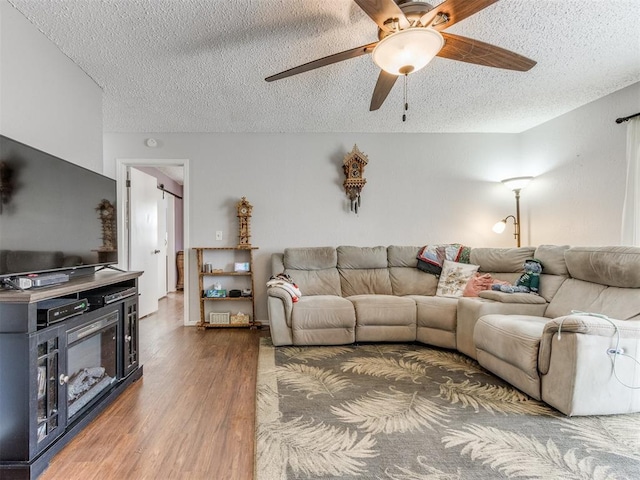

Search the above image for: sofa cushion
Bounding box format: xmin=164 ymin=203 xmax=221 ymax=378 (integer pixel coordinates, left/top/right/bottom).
xmin=545 ymin=279 xmax=640 ymax=321
xmin=338 ymin=246 xmax=392 ymax=296
xmin=388 ymin=246 xmax=438 ymax=296
xmin=474 ymin=314 xmax=548 ymax=399
xmin=413 ymin=295 xmax=458 ymax=331
xmin=291 ymin=295 xmax=356 ymax=345
xmin=565 ymin=246 xmax=640 ymax=288
xmin=534 ymin=245 xmax=570 ymax=276
xmin=349 ymin=294 xmax=417 ymax=342
xmin=387 ymin=245 xmax=421 ymax=268
xmin=531 ymin=244 xmax=570 ymax=302
xmin=412 ymin=295 xmax=458 ymax=348
xmin=284 ymin=246 xmax=336 ymax=269
xmin=435 ymin=260 xmax=479 ymax=297
xmin=478 ymin=290 xmax=547 ymax=304
xmin=470 ymin=247 xmax=536 ymax=273
xmin=456 ymin=297 xmax=549 ymax=359
xmin=338 ymin=245 xmax=388 ymax=269
xmin=389 ymin=267 xmax=438 ymax=296
xmin=284 ymin=247 xmax=341 ymax=296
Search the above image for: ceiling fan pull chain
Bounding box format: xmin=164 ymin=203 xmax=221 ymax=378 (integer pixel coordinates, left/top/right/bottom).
xmin=402 ymin=74 xmax=408 ymax=122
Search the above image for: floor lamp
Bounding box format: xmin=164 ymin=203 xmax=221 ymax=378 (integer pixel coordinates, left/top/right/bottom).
xmin=493 ymin=176 xmax=534 ymax=247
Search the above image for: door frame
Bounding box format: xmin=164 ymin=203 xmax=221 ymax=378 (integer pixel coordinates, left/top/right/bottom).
xmin=116 ymin=158 xmax=191 ymax=326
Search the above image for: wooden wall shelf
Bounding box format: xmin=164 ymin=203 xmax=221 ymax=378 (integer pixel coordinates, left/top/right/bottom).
xmin=194 ymin=247 xmax=259 ymax=329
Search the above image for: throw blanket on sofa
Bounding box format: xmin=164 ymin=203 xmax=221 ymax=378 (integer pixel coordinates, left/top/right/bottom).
xmin=266 ymin=273 xmax=302 ymax=302
xmin=417 ymin=244 xmax=471 ymax=276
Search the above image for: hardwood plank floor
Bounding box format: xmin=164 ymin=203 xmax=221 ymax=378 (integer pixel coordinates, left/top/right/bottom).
xmin=40 ymin=292 xmax=266 ymax=480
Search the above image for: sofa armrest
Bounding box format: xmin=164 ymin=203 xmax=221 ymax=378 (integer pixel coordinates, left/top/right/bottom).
xmin=267 ymin=287 xmax=294 ymax=323
xmin=478 ymin=290 xmax=547 ymax=304
xmin=539 ymin=315 xmax=640 ymax=375
xmin=267 ymin=288 xmax=295 ymax=346
xmin=538 ymin=314 xmax=640 ymax=415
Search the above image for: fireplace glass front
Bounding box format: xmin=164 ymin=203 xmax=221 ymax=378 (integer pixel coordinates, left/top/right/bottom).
xmin=66 ymin=311 xmax=119 ymax=420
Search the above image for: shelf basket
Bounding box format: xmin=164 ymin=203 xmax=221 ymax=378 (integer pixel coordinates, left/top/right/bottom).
xmin=209 ymin=312 xmax=230 ymax=325
xmin=230 ymin=313 xmax=250 ymax=325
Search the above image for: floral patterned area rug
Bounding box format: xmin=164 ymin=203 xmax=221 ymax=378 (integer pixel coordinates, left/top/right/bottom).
xmin=255 ymin=338 xmax=640 ymax=480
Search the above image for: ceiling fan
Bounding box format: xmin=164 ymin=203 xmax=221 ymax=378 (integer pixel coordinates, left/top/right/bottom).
xmin=265 ymin=0 xmax=536 ymax=112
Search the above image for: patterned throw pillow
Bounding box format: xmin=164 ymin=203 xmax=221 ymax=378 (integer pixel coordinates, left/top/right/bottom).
xmin=436 ymin=260 xmax=479 ymax=297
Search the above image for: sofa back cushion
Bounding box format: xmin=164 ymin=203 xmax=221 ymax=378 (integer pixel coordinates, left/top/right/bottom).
xmin=565 ymin=246 xmax=640 ymax=288
xmin=470 ymin=247 xmax=536 ymax=273
xmin=545 ymin=246 xmax=640 ymax=320
xmin=387 ymin=245 xmax=438 ymax=296
xmin=545 ymin=279 xmax=640 ymax=320
xmin=337 ymin=246 xmax=393 ymax=296
xmin=533 ymin=244 xmax=570 ymax=302
xmin=283 ymin=247 xmax=342 ymax=296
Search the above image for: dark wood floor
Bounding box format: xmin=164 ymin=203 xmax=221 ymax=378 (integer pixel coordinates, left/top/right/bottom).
xmin=40 ymin=292 xmax=266 ymax=480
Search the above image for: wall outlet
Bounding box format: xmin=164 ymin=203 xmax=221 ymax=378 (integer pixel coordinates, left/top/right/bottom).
xmin=215 ymin=231 xmax=223 ymax=241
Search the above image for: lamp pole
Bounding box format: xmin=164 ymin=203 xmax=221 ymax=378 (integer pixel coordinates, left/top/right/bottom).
xmin=514 ymin=189 xmax=522 ymax=247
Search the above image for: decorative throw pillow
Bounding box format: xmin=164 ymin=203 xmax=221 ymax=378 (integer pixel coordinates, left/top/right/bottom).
xmin=463 ymin=272 xmax=494 ymax=297
xmin=436 ymin=260 xmax=479 ymax=297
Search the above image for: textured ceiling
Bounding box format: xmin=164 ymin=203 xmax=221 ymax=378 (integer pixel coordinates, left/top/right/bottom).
xmin=8 ymin=0 xmax=640 ymax=133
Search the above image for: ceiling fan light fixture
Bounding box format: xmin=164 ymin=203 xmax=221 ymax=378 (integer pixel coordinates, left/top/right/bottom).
xmin=372 ymin=28 xmax=444 ymax=76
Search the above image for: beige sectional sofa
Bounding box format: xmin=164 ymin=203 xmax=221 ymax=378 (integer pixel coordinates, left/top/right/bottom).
xmin=267 ymin=244 xmax=640 ymax=416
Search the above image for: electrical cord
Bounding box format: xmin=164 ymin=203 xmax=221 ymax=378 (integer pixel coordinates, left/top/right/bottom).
xmin=555 ymin=310 xmax=640 ymax=389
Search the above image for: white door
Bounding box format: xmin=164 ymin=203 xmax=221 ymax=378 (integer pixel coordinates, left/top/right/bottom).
xmin=166 ymin=194 xmax=177 ymax=293
xmin=157 ymin=190 xmax=168 ymax=298
xmin=128 ymin=167 xmax=159 ymax=318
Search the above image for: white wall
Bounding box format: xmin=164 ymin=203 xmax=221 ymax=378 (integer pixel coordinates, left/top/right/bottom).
xmin=0 ymin=0 xmax=103 ymax=171
xmin=520 ymin=82 xmax=640 ymax=246
xmin=103 ymin=83 xmax=639 ymax=323
xmin=104 ymin=132 xmax=524 ymax=322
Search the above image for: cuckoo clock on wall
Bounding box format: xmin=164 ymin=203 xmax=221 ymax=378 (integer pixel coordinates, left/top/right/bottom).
xmin=343 ymin=144 xmax=368 ymax=213
xmin=236 ymin=196 xmax=253 ymax=248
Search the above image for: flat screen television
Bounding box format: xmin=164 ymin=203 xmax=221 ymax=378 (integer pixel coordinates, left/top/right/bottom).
xmin=0 ymin=135 xmax=118 ymax=282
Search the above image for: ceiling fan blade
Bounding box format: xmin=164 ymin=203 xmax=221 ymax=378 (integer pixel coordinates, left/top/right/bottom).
xmin=438 ymin=32 xmax=536 ymax=71
xmin=265 ymin=42 xmax=378 ymax=82
xmin=419 ymin=0 xmax=499 ymax=29
xmin=370 ymin=70 xmax=398 ymax=111
xmin=354 ymin=0 xmax=410 ymax=32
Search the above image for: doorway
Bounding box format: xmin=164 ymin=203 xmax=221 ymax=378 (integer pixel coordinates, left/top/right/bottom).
xmin=116 ymin=159 xmax=191 ymax=326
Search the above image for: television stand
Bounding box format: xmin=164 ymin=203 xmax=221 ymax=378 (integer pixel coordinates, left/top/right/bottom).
xmin=0 ymin=270 xmax=143 ymax=480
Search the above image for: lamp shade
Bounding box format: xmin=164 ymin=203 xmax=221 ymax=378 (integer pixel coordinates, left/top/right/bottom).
xmin=501 ymin=176 xmax=533 ymax=191
xmin=492 ymin=220 xmax=507 ymax=233
xmin=372 ymin=28 xmax=444 ymax=75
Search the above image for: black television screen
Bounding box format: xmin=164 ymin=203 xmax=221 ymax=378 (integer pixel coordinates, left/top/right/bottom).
xmin=0 ymin=135 xmax=118 ymax=279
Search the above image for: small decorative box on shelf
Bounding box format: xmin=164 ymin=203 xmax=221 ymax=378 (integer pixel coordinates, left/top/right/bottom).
xmin=230 ymin=312 xmax=250 ymax=325
xmin=204 ymin=289 xmax=226 ymax=298
xmin=209 ymin=312 xmax=230 ymax=325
